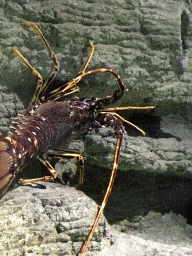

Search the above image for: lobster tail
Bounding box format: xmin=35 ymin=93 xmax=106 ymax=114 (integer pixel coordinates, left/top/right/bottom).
xmin=0 ymin=141 xmax=15 ymax=198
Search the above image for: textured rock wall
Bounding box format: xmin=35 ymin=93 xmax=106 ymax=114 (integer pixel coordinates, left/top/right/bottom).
xmin=1 ymin=0 xmax=192 ymax=255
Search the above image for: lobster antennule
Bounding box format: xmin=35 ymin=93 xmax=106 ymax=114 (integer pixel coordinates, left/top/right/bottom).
xmin=0 ymin=141 xmax=15 ymax=198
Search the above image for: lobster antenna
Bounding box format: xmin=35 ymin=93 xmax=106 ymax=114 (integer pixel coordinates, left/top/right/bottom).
xmin=103 ymin=105 xmax=155 ymax=111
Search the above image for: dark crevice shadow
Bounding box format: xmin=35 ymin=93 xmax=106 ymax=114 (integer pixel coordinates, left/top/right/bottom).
xmin=170 ymin=10 xmax=190 ymax=78
xmin=81 ymin=164 xmax=192 ymax=225
xmin=124 ymin=113 xmax=181 ymax=140
xmin=181 ymin=11 xmax=190 ymax=64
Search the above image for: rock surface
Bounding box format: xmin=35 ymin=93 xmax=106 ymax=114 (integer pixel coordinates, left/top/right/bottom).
xmin=1 ymin=0 xmax=192 ymax=255
xmin=0 ymin=182 xmax=108 ymax=256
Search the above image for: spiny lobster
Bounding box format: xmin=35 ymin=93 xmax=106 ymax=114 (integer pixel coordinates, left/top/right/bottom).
xmin=0 ymin=21 xmax=154 ymax=255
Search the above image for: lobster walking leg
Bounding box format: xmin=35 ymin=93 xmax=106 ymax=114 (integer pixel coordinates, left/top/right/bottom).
xmin=46 ymin=149 xmax=84 ymax=188
xmin=19 ymin=150 xmax=84 ymax=187
xmin=19 ymin=156 xmax=57 ymax=184
xmin=79 ymin=134 xmax=123 ymax=255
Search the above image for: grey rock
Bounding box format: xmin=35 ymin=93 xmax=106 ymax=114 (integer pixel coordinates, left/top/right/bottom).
xmin=0 ymin=182 xmax=109 ymax=256
xmin=84 ymin=129 xmax=192 ymax=177
xmin=1 ymin=0 xmax=192 ymax=255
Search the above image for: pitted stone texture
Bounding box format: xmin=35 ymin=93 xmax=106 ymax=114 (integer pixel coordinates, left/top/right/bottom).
xmin=85 ymin=129 xmax=192 ymax=178
xmin=0 ymin=183 xmax=109 ymax=256
xmin=1 ymin=0 xmax=192 ymax=114
xmin=1 ymin=0 xmax=192 ymax=255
